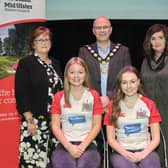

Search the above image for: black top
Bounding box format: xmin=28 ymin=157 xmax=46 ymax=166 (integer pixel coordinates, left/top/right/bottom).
xmin=15 ymin=55 xmax=63 ymax=118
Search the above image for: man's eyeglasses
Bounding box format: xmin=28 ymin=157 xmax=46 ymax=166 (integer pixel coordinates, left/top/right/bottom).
xmin=35 ymin=39 xmax=50 ymax=44
xmin=93 ymin=25 xmax=111 ymax=30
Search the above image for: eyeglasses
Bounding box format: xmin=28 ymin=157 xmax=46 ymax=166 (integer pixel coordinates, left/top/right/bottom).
xmin=93 ymin=25 xmax=111 ymax=30
xmin=35 ymin=39 xmax=50 ymax=44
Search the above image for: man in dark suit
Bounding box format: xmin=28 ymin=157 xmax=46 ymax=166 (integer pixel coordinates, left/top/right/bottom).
xmin=78 ymin=16 xmax=131 ymax=109
xmin=78 ymin=16 xmax=131 ymax=166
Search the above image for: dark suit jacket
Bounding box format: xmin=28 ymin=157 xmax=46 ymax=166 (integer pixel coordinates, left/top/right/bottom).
xmin=15 ymin=55 xmax=63 ymax=118
xmin=78 ymin=42 xmax=131 ymax=99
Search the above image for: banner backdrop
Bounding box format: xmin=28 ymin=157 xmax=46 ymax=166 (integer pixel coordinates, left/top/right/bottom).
xmin=0 ymin=0 xmax=46 ymax=27
xmin=0 ymin=75 xmax=20 ymax=167
xmin=0 ymin=1 xmax=46 ymax=167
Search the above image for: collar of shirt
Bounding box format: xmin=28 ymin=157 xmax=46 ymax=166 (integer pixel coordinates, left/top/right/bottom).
xmin=97 ymin=44 xmax=110 ymax=59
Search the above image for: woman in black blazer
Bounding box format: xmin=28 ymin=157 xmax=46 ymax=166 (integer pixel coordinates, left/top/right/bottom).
xmin=15 ymin=26 xmax=63 ymax=168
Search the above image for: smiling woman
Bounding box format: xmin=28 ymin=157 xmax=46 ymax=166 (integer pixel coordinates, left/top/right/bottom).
xmin=50 ymin=57 xmax=103 ymax=168
xmin=104 ymin=65 xmax=161 ymax=168
xmin=120 ymin=71 xmax=140 ymax=99
xmin=141 ymin=24 xmax=168 ymax=167
xmin=15 ymin=26 xmax=63 ymax=168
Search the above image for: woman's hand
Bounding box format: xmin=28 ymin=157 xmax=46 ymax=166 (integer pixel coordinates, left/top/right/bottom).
xmin=68 ymin=144 xmax=84 ymax=158
xmin=122 ymin=150 xmax=139 ymax=163
xmin=27 ymin=118 xmax=36 ymax=136
xmin=24 ymin=112 xmax=36 ymax=135
xmin=134 ymin=150 xmax=146 ymax=162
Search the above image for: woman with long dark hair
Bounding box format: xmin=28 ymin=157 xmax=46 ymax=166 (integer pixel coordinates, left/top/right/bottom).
xmin=104 ymin=66 xmax=161 ymax=168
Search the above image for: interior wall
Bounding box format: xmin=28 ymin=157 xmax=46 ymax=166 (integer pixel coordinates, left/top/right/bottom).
xmin=46 ymin=0 xmax=168 ymax=20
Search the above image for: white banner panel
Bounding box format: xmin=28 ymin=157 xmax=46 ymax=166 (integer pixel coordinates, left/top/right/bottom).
xmin=0 ymin=0 xmax=46 ymax=27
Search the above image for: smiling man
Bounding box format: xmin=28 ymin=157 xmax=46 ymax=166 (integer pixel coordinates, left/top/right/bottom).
xmin=78 ymin=16 xmax=132 ymax=158
xmin=78 ymin=16 xmax=131 ymax=109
